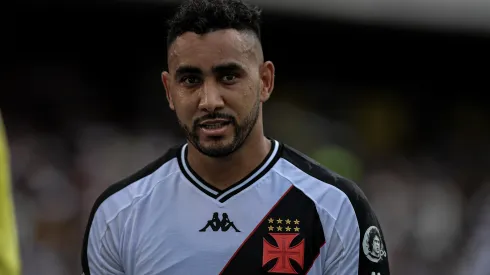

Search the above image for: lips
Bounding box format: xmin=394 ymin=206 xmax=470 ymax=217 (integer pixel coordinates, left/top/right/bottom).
xmin=197 ymin=118 xmax=232 ymax=137
xmin=198 ymin=119 xmax=231 ymax=129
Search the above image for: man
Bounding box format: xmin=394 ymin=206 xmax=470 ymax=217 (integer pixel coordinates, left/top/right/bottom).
xmin=363 ymin=226 xmax=387 ymax=264
xmin=81 ymin=0 xmax=390 ymax=274
xmin=0 ymin=112 xmax=21 ymax=275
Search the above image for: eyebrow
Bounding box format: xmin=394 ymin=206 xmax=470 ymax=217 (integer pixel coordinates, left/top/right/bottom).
xmin=211 ymin=62 xmax=246 ymax=74
xmin=174 ymin=62 xmax=246 ymax=79
xmin=175 ymin=65 xmax=202 ymax=78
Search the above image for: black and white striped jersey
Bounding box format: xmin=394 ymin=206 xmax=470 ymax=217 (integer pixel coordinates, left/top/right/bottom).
xmin=82 ymin=139 xmax=390 ymax=275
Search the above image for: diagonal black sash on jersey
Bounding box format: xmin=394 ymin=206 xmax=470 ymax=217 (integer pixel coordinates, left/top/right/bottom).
xmin=220 ymin=186 xmax=326 ymax=275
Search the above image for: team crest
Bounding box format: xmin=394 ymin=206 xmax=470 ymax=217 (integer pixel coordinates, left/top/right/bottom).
xmin=262 ymin=217 xmax=304 ymax=274
xmin=362 ymin=226 xmax=387 ymax=263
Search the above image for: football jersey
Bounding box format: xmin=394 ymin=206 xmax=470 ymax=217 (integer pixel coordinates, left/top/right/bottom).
xmin=81 ymin=139 xmax=390 ymax=275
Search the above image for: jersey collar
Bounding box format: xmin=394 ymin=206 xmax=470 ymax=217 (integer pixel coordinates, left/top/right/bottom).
xmin=177 ymin=139 xmax=281 ymax=203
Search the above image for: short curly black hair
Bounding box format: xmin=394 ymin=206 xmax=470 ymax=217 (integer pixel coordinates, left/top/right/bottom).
xmin=166 ymin=0 xmax=262 ymax=48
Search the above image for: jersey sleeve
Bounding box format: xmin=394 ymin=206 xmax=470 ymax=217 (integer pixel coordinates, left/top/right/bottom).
xmin=324 ymin=178 xmax=390 ymax=275
xmin=82 ymin=203 xmax=125 ymax=275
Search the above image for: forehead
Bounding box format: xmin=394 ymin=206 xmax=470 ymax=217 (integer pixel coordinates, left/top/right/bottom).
xmin=167 ymin=29 xmax=259 ymax=70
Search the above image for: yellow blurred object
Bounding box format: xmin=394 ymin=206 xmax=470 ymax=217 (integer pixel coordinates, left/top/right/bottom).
xmin=0 ymin=112 xmax=21 ymax=275
xmin=353 ymin=95 xmax=411 ymax=156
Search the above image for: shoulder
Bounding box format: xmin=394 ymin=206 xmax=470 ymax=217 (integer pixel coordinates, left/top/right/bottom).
xmin=81 ymin=144 xmax=183 ymax=273
xmin=276 ymin=144 xmax=384 ymax=238
xmin=83 ymin=144 xmax=182 ymax=228
xmin=277 ymin=144 xmax=368 ymax=215
xmin=276 ymin=143 xmax=390 ymax=267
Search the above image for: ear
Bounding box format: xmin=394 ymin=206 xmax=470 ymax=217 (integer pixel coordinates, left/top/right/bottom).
xmin=259 ymin=61 xmax=275 ymax=103
xmin=161 ymin=71 xmax=175 ymax=110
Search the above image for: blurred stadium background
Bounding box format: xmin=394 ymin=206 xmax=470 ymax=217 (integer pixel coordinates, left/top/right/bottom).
xmin=7 ymin=0 xmax=490 ymax=274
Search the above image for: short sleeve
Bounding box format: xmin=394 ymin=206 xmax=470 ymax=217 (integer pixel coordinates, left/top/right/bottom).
xmin=326 ymin=178 xmax=390 ymax=275
xmin=82 ymin=204 xmax=124 ymax=275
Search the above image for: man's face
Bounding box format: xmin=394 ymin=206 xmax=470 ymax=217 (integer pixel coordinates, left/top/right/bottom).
xmin=162 ymin=29 xmax=274 ymax=158
xmin=373 ymin=236 xmax=381 ymax=254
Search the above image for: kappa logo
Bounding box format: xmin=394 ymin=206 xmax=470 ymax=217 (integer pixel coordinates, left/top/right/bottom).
xmin=262 ymin=217 xmax=304 ymax=274
xmin=362 ymin=226 xmax=387 ymax=263
xmin=199 ymin=212 xmax=240 ymax=232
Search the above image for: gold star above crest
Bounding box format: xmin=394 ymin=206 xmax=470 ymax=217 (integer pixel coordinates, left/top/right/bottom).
xmin=267 ymin=217 xmax=302 ymax=233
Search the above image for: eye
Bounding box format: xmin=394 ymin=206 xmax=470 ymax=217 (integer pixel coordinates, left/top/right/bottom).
xmin=221 ymin=74 xmax=238 ymax=84
xmin=181 ymin=76 xmax=201 ymax=86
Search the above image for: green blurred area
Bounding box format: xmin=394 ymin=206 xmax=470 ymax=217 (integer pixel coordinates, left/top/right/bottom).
xmin=311 ymin=145 xmax=363 ymax=182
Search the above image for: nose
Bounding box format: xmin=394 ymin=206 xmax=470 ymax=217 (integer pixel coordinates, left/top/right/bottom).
xmin=198 ymin=82 xmax=224 ymax=112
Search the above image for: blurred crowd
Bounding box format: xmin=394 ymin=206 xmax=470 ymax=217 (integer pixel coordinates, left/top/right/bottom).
xmin=4 ymin=96 xmax=489 ymax=275
xmin=9 ymin=3 xmax=490 ymax=274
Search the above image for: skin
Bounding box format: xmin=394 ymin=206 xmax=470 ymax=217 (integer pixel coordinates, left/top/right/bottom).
xmin=162 ymin=29 xmax=275 ymax=190
xmin=373 ymin=236 xmax=381 ymax=255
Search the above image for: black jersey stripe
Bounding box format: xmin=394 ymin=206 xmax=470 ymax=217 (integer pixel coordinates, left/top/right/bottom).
xmin=219 ymin=185 xmax=294 ymax=275
xmin=81 ymin=145 xmax=180 ymax=275
xmin=219 ymin=185 xmax=326 ymax=275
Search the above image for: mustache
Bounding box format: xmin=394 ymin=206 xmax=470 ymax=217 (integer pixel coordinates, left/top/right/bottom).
xmin=193 ymin=113 xmax=236 ymax=127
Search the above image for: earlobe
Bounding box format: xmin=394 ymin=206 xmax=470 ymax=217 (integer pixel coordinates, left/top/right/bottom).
xmin=260 ymin=61 xmax=275 ymax=102
xmin=162 ymin=71 xmax=175 ymax=110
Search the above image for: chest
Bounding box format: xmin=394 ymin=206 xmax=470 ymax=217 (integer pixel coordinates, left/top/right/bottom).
xmin=122 ymin=179 xmax=326 ymax=275
xmin=125 ymin=191 xmax=260 ymax=270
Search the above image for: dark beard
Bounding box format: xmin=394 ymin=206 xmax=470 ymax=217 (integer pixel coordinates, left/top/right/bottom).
xmin=178 ymin=99 xmax=260 ymax=158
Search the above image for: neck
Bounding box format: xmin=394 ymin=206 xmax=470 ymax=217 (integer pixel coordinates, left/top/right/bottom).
xmin=186 ymin=130 xmax=271 ymax=190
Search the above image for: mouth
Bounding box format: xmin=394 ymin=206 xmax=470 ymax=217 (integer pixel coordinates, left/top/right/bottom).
xmin=198 ymin=119 xmax=232 ymax=129
xmin=197 ymin=119 xmax=232 ymax=136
